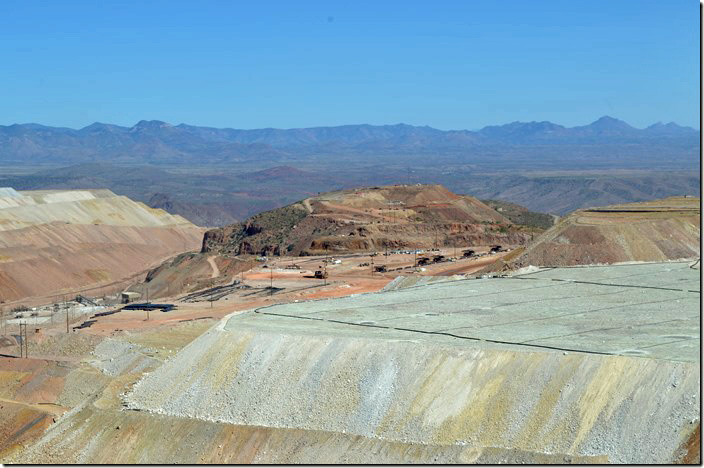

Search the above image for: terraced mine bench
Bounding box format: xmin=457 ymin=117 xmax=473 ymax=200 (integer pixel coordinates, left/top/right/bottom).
xmin=16 ymin=261 xmax=701 ymax=464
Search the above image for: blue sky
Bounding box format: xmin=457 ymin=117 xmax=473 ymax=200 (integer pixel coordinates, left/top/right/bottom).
xmin=0 ymin=0 xmax=699 ymax=130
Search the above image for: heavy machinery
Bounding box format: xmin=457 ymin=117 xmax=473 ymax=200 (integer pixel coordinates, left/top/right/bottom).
xmin=314 ymin=270 xmax=329 ymax=279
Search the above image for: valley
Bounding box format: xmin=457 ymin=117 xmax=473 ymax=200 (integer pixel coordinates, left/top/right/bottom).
xmin=1 ymin=164 xmax=698 ymax=228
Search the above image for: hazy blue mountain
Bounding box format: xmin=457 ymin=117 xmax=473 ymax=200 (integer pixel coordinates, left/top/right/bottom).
xmin=576 ymin=115 xmax=637 ymax=134
xmin=645 ymin=121 xmax=699 ymax=135
xmin=0 ymin=117 xmax=698 ymax=166
xmin=478 ymin=121 xmax=568 ymax=143
xmin=476 ymin=116 xmax=698 ymax=145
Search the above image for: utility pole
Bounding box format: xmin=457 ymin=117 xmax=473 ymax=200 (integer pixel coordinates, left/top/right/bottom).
xmin=370 ymin=255 xmax=374 ymax=276
xmin=65 ymin=297 xmax=69 ymax=334
xmin=18 ymin=321 xmax=28 ymax=358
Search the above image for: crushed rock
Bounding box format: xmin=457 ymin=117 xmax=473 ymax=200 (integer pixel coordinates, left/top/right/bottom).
xmin=88 ymin=338 xmax=160 ymax=377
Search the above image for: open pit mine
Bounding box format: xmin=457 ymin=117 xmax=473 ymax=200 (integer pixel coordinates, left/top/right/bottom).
xmin=2 ymin=261 xmax=698 ymax=464
xmin=0 ymin=186 xmax=699 ymax=464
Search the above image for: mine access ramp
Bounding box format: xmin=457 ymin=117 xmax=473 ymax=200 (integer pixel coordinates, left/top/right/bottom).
xmin=122 ymin=303 xmax=176 ymax=312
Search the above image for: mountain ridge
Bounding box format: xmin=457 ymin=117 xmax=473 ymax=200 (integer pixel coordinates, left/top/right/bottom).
xmin=0 ymin=116 xmax=697 ymax=165
xmin=5 ymin=115 xmax=698 ymax=133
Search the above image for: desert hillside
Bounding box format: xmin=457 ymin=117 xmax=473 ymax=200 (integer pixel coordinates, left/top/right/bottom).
xmin=202 ymin=184 xmax=540 ymax=256
xmin=0 ymin=188 xmax=204 ymax=304
xmin=492 ymin=196 xmax=700 ymax=269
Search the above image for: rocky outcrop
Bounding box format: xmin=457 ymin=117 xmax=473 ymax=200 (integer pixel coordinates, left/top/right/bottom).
xmin=201 ymin=185 xmax=543 ymax=256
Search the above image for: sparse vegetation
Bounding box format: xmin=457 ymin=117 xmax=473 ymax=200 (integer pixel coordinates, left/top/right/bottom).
xmin=480 ymin=199 xmax=555 ymax=229
xmin=204 ymin=185 xmax=536 ymax=256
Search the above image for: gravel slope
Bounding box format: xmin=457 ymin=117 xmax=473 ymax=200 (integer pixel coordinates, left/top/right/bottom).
xmin=124 ymin=313 xmax=699 ymax=463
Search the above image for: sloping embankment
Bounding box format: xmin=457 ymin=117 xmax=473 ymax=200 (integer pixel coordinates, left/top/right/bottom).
xmin=120 ymin=315 xmax=699 ymax=463
xmin=10 ymin=403 xmax=607 ymax=464
xmin=0 ymin=188 xmax=204 ymax=302
xmin=502 ymin=197 xmax=700 ymax=268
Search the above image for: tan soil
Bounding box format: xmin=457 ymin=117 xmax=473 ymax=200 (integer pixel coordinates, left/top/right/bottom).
xmin=0 ymin=401 xmax=56 ymax=459
xmin=0 ymin=189 xmax=204 ymax=305
xmin=489 ymin=196 xmax=700 ymax=270
xmin=202 ymin=184 xmax=537 ymax=257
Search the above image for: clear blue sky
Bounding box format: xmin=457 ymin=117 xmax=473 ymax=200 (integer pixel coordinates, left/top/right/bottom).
xmin=0 ymin=0 xmax=699 ymax=130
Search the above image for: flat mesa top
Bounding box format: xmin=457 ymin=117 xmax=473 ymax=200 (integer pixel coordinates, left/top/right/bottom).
xmin=230 ymin=261 xmax=700 ymax=363
xmin=586 ymin=196 xmax=701 ymax=213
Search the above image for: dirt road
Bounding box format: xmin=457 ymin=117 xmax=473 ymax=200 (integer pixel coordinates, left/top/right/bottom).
xmin=0 ymin=397 xmax=66 ymax=416
xmin=207 ymin=256 xmax=220 ymax=279
xmin=422 ymin=253 xmax=506 ymax=276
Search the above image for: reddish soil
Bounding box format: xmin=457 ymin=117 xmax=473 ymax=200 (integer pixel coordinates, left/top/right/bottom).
xmin=676 ymin=423 xmax=700 ymax=464
xmin=0 ymin=401 xmax=56 ymax=459
xmin=202 ymin=184 xmax=535 ymax=257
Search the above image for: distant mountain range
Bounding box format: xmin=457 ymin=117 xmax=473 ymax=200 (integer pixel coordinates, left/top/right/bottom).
xmin=0 ymin=116 xmax=698 ymax=166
